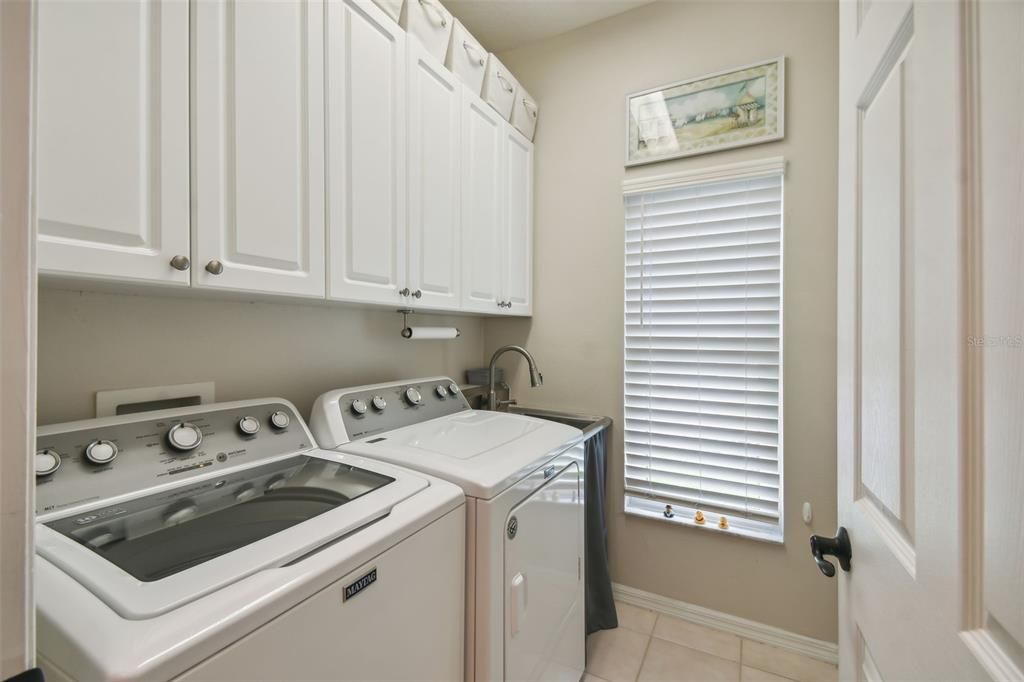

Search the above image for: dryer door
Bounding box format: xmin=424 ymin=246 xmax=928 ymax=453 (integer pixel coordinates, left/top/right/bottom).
xmin=504 ymin=461 xmax=584 ymax=682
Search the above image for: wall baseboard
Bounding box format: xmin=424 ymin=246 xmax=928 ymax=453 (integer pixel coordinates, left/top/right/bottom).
xmin=612 ymin=583 xmax=839 ymax=665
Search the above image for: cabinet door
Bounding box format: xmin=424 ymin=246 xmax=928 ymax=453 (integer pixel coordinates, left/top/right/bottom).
xmin=35 ymin=0 xmax=189 ymax=285
xmin=502 ymin=128 xmax=534 ymax=315
xmin=326 ymin=0 xmax=407 ymax=305
xmin=406 ymin=41 xmax=461 ymax=310
xmin=460 ymin=90 xmax=504 ymax=313
xmin=192 ymin=0 xmax=326 ymax=298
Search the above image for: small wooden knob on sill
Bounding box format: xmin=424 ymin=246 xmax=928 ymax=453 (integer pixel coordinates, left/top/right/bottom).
xmin=719 ymin=516 xmax=729 ymax=530
xmin=694 ymin=510 xmax=706 ymax=525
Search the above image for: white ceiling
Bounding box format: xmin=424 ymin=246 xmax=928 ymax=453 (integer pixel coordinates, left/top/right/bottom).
xmin=444 ymin=0 xmax=655 ymax=53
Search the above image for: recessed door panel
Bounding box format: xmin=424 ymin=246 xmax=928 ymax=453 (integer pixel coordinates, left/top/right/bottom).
xmin=327 ymin=0 xmax=407 ymax=304
xmin=504 ymin=462 xmax=583 ymax=682
xmin=407 ymin=43 xmax=460 ymax=309
xmin=502 ymin=129 xmax=533 ymax=315
xmin=192 ymin=0 xmax=325 ymax=297
xmin=36 ymin=0 xmax=189 ymax=285
xmin=461 ymin=91 xmax=503 ymax=312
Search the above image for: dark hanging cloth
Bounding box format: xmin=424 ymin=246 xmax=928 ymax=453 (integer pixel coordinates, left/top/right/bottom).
xmin=584 ymin=426 xmax=618 ymax=634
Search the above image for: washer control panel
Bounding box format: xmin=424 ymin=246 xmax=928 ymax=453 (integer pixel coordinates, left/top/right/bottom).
xmin=337 ymin=378 xmax=470 ymax=441
xmin=34 ymin=400 xmax=312 ymax=516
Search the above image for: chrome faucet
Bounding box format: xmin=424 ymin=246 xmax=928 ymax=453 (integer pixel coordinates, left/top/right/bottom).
xmin=488 ymin=345 xmax=543 ymax=410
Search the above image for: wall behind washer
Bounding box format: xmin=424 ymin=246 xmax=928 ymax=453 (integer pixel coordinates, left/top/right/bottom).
xmin=37 ymin=288 xmax=484 ymax=425
xmin=484 ymin=1 xmax=839 ymax=641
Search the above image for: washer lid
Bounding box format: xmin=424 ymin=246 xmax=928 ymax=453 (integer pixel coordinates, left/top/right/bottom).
xmin=338 ymin=411 xmax=582 ymax=499
xmin=35 ymin=450 xmax=430 ymax=620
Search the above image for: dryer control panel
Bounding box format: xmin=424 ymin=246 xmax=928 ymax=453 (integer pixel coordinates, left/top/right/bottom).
xmin=34 ymin=400 xmax=313 ymax=516
xmin=328 ymin=377 xmax=470 ymax=442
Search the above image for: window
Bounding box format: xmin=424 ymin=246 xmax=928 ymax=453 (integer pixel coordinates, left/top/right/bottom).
xmin=623 ymin=159 xmax=784 ymax=542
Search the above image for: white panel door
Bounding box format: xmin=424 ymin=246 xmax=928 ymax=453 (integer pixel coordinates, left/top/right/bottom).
xmin=501 ymin=128 xmax=533 ymax=316
xmin=35 ymin=0 xmax=190 ymax=286
xmin=327 ymin=0 xmax=407 ymax=305
xmin=504 ymin=463 xmax=583 ymax=682
xmin=837 ymin=1 xmax=1022 ymax=679
xmin=192 ymin=0 xmax=325 ymax=298
xmin=460 ymin=89 xmax=503 ymax=313
xmin=406 ymin=41 xmax=461 ymax=310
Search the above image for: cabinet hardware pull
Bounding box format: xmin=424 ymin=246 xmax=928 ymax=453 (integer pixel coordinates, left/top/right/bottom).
xmin=205 ymin=260 xmax=224 ymax=275
xmin=496 ymin=72 xmax=514 ymax=93
xmin=418 ymin=0 xmax=447 ymax=27
xmin=169 ymin=255 xmax=190 ymax=271
xmin=462 ymin=41 xmax=485 ymax=67
xmin=400 ymin=288 xmax=411 ymax=297
xmin=412 ymin=289 xmax=423 ymax=298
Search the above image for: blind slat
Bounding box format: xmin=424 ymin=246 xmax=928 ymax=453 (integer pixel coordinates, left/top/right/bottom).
xmin=624 ymin=171 xmax=783 ymax=525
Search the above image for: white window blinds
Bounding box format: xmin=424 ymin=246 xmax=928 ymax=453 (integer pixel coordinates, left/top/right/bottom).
xmin=624 ymin=168 xmax=783 ymax=531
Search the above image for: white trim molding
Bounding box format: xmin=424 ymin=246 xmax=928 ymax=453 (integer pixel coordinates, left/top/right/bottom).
xmin=622 ymin=156 xmax=787 ymax=195
xmin=612 ymin=582 xmax=839 ymax=666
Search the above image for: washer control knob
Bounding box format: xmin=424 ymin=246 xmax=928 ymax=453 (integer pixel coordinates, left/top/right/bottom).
xmin=84 ymin=439 xmax=119 ymax=465
xmin=371 ymin=395 xmax=387 ymax=411
xmin=269 ymin=411 xmax=291 ymax=429
xmin=35 ymin=449 xmax=63 ymax=477
xmin=167 ymin=422 xmax=203 ymax=452
xmin=235 ymin=485 xmax=259 ymax=502
xmin=238 ymin=416 xmax=261 ymax=435
xmin=351 ymin=399 xmax=368 ymax=415
xmin=265 ymin=475 xmax=288 ymax=491
xmin=164 ymin=502 xmax=199 ymax=526
xmin=404 ymin=387 xmax=423 ymax=406
xmin=448 ymin=383 xmax=459 ymax=395
xmin=435 ymin=385 xmax=449 ymax=399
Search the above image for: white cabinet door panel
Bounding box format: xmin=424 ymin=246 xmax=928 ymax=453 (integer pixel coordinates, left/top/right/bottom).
xmin=192 ymin=0 xmax=326 ymax=298
xmin=36 ymin=0 xmax=190 ymax=285
xmin=407 ymin=42 xmax=461 ymax=310
xmin=502 ymin=129 xmax=533 ymax=315
xmin=327 ymin=0 xmax=407 ymax=305
xmin=460 ymin=89 xmax=503 ymax=313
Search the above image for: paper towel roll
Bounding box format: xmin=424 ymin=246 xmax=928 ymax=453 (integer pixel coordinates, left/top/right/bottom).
xmin=402 ymin=326 xmax=461 ymax=340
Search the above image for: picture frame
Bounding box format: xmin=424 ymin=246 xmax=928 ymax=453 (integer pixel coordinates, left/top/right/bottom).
xmin=625 ymin=56 xmax=785 ymax=166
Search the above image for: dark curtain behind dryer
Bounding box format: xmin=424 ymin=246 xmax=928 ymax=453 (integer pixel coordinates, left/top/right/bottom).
xmin=585 ymin=427 xmax=618 ymax=634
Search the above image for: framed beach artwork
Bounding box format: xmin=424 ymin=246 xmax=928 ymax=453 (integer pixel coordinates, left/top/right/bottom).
xmin=625 ymin=57 xmax=785 ymax=166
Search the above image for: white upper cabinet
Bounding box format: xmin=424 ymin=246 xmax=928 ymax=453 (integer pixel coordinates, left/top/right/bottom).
xmin=35 ymin=0 xmax=190 ymax=285
xmin=192 ymin=0 xmax=326 ymax=298
xmin=406 ymin=40 xmax=461 ymax=310
xmin=326 ymin=0 xmax=408 ymax=305
xmin=460 ymin=88 xmax=504 ymax=313
xmin=502 ymin=128 xmax=533 ymax=315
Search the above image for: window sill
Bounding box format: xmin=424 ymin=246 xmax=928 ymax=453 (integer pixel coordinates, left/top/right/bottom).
xmin=624 ymin=496 xmax=784 ymax=545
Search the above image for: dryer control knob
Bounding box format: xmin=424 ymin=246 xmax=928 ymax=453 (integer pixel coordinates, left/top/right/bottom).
xmin=238 ymin=416 xmax=261 ymax=435
xmin=371 ymin=396 xmax=387 ymax=411
xmin=448 ymin=383 xmax=459 ymax=395
xmin=235 ymin=485 xmax=260 ymax=502
xmin=351 ymin=399 xmax=368 ymax=415
xmin=404 ymin=387 xmax=423 ymax=406
xmin=435 ymin=385 xmax=449 ymax=399
xmin=269 ymin=411 xmax=291 ymax=429
xmin=85 ymin=439 xmax=119 ymax=465
xmin=167 ymin=422 xmax=203 ymax=452
xmin=35 ymin=449 xmax=62 ymax=477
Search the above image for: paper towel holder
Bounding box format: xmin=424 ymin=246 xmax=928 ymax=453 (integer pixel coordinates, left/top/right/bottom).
xmin=398 ymin=308 xmax=461 ymax=340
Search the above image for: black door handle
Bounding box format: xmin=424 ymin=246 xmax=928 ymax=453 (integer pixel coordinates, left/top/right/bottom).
xmin=809 ymin=527 xmax=852 ymax=577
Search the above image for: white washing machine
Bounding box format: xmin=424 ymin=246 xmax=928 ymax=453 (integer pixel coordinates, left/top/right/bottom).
xmin=34 ymin=398 xmax=466 ymax=682
xmin=310 ymin=377 xmax=586 ymax=682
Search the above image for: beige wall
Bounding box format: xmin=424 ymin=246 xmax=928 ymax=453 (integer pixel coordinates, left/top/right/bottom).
xmin=37 ymin=288 xmax=485 ymax=425
xmin=486 ymin=0 xmax=839 ymax=641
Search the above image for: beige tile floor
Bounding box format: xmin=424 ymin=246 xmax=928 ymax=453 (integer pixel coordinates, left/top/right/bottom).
xmin=585 ymin=602 xmax=838 ymax=682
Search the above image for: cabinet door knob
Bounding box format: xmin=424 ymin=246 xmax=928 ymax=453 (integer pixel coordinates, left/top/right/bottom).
xmin=205 ymin=260 xmax=224 ymax=275
xmin=412 ymin=289 xmax=423 ymax=299
xmin=400 ymin=288 xmax=411 ymax=297
xmin=169 ymin=255 xmax=190 ymax=271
